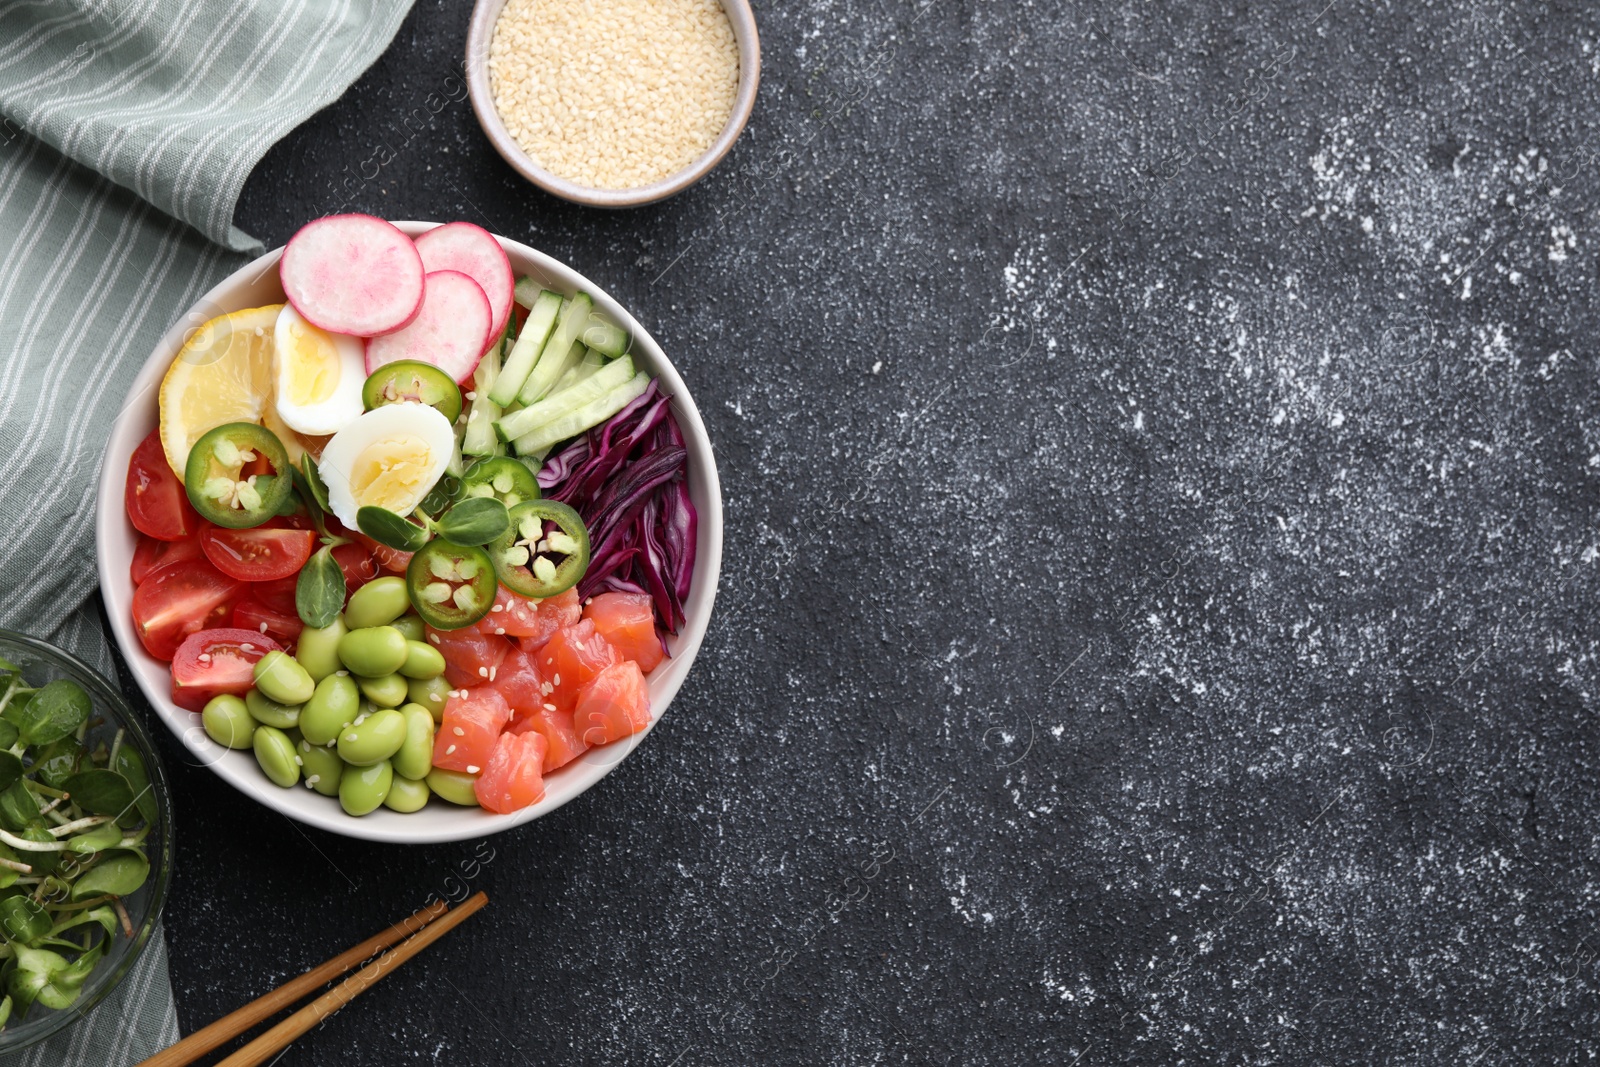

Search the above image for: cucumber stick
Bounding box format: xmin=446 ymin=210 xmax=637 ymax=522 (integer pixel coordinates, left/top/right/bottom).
xmin=513 ymin=276 xmax=542 ymax=308
xmin=516 ymin=293 xmax=592 ymax=406
xmin=512 ymin=372 xmax=651 ymax=455
xmin=489 ymin=290 xmax=561 ymax=407
xmin=580 ymin=313 xmax=628 ymax=358
xmin=551 ymin=347 xmax=608 ymax=394
xmin=498 ymin=354 xmax=635 ymax=441
xmin=461 ymin=341 xmax=505 ymax=457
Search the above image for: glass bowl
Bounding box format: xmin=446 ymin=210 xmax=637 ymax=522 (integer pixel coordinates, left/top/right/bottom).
xmin=0 ymin=629 xmax=173 ymax=1054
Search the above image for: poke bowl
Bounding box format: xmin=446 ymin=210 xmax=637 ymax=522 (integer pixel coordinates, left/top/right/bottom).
xmin=95 ymin=218 xmax=722 ymax=844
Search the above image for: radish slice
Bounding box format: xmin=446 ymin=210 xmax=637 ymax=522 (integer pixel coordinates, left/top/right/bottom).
xmin=414 ymin=222 xmax=514 ymax=351
xmin=280 ymin=215 xmax=425 ymax=336
xmin=364 ymin=270 xmax=493 ymax=384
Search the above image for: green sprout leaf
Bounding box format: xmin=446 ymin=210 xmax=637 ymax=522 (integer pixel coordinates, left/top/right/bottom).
xmin=4 ymin=680 xmax=89 ymax=747
xmin=296 ymin=546 xmax=346 ymax=629
xmin=435 ymin=497 xmax=510 ymax=546
xmin=67 ymin=821 xmax=121 ymax=854
xmin=0 ymin=754 xmax=21 ymax=796
xmin=0 ymin=896 xmax=49 ymax=944
xmin=292 ymin=455 xmax=331 ymax=515
xmin=70 ymin=850 xmax=149 ymax=901
xmin=112 ymin=745 xmax=157 ymax=826
xmin=60 ymin=769 xmax=134 ymax=819
xmin=357 ymin=506 xmax=431 ymax=552
xmin=29 ymin=737 xmax=82 ymax=791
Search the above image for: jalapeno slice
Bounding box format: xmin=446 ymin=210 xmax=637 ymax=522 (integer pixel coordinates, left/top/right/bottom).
xmin=406 ymin=540 xmax=497 ymax=629
xmin=491 ymin=500 xmax=591 ymax=598
xmin=183 ymin=422 xmax=293 ymax=529
xmin=461 ymin=457 xmax=540 ymax=509
xmin=363 ymin=360 xmax=464 ymax=424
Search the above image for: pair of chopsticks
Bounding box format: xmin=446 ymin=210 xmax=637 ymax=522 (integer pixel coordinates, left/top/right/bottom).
xmin=137 ymin=892 xmax=488 ymax=1067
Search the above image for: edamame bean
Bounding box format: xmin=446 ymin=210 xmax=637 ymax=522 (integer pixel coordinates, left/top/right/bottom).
xmin=382 ymin=775 xmax=430 ymax=813
xmin=252 ymin=725 xmax=300 ymax=788
xmin=337 ymin=708 xmax=406 ymax=766
xmin=244 ymin=689 xmax=301 ymax=730
xmin=425 ymin=767 xmax=480 ymax=807
xmin=254 ymin=650 xmax=315 ymax=705
xmin=390 ymin=614 xmax=425 ymax=642
xmin=339 ymin=759 xmax=392 ymax=816
xmin=295 ymin=617 xmax=348 ymax=682
xmin=337 ymin=626 xmax=408 ymax=678
xmin=357 ymin=673 xmax=408 ymax=708
xmin=201 ymin=695 xmax=255 ymax=750
xmin=344 ymin=576 xmax=410 ymax=630
xmin=392 ymin=704 xmax=435 ymax=781
xmin=407 ymin=676 xmax=452 ymax=722
xmin=298 ymin=739 xmax=345 ymax=797
xmin=399 ymin=640 xmax=446 ymax=680
xmin=300 ymin=673 xmax=359 ymax=746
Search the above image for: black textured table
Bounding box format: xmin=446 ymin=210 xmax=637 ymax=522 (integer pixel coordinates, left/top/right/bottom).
xmin=131 ymin=0 xmax=1600 ymax=1062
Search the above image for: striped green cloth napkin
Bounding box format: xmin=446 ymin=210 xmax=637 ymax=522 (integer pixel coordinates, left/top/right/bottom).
xmin=0 ymin=1 xmax=414 ymax=1062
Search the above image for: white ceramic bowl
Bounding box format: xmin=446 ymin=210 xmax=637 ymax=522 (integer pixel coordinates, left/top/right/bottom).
xmin=95 ymin=221 xmax=723 ymax=844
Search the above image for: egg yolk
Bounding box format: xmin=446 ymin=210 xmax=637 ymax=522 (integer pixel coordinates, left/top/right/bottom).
xmin=349 ymin=434 xmax=436 ymax=513
xmin=282 ymin=320 xmax=342 ymax=406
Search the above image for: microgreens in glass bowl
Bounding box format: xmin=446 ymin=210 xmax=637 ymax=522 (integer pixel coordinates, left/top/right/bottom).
xmin=0 ymin=631 xmax=171 ymax=1052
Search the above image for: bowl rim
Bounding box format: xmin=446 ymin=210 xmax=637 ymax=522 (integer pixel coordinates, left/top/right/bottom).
xmin=464 ymin=0 xmax=761 ymax=208
xmin=94 ymin=220 xmax=723 ymax=844
xmin=0 ymin=628 xmax=173 ymax=1053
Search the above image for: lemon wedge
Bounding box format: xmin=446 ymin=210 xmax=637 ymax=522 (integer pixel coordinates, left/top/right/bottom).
xmin=158 ymin=304 xmax=281 ymax=474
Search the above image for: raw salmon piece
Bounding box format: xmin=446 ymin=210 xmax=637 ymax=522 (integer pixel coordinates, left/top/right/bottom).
xmin=510 ymin=705 xmax=590 ymax=772
xmin=427 ymin=625 xmax=510 ymax=689
xmin=583 ymin=591 xmax=664 ymax=673
xmin=536 ymin=619 xmax=620 ymax=715
xmin=573 ymin=661 xmax=651 ymax=746
xmin=510 ymin=588 xmax=582 ymax=652
xmin=431 ymin=687 xmax=511 ymax=773
xmin=491 ymin=646 xmax=546 ymax=715
xmin=474 ymin=730 xmax=547 ymax=813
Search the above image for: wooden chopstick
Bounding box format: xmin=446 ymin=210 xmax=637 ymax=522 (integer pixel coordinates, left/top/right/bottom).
xmin=134 ymin=898 xmax=449 ymax=1067
xmin=214 ymin=892 xmax=488 ymax=1067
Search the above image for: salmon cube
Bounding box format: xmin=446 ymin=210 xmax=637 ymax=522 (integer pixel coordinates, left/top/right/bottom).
xmin=573 ymin=661 xmax=651 ymax=746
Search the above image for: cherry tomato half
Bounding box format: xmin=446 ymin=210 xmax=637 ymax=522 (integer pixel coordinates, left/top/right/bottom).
xmin=126 ymin=428 xmax=200 ymax=541
xmin=330 ymin=541 xmax=378 ymax=600
xmin=199 ymin=523 xmax=316 ymax=582
xmin=132 ymin=559 xmax=243 ymax=661
xmin=131 ymin=532 xmax=203 ymax=586
xmin=232 ymin=598 xmax=305 ymax=647
xmin=248 ymin=573 xmax=301 ymax=615
xmin=170 ymin=628 xmax=282 ymax=712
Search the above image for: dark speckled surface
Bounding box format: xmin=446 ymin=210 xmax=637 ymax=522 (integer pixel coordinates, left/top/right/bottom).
xmin=135 ymin=0 xmax=1600 ymax=1062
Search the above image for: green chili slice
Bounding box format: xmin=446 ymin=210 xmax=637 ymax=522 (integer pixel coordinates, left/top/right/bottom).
xmin=405 ymin=540 xmax=497 ymax=630
xmin=490 ymin=500 xmax=590 ymax=598
xmin=183 ymin=423 xmax=292 ymax=529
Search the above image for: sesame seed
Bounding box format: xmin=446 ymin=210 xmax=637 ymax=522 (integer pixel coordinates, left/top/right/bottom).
xmin=478 ymin=667 xmax=488 ymax=677
xmin=487 ymin=0 xmax=739 ymax=191
xmin=543 ymin=702 xmax=556 ymax=711
xmin=446 ymin=744 xmax=457 ymax=755
xmin=429 ymin=634 xmax=441 ymax=644
xmin=466 ymin=765 xmax=480 ymax=774
xmin=454 ymin=726 xmax=466 ymax=736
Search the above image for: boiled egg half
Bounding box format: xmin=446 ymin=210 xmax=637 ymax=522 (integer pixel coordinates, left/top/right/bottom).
xmin=317 ymin=403 xmax=455 ymax=529
xmin=272 ymin=304 xmax=365 ymax=435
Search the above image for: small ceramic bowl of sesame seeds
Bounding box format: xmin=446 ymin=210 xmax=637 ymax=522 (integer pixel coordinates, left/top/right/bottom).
xmin=467 ymin=0 xmax=760 ymax=208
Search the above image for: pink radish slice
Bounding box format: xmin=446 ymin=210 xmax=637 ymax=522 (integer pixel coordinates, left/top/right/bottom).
xmin=280 ymin=215 xmax=424 ymax=336
xmin=364 ymin=270 xmax=493 ymax=384
xmin=413 ymin=222 xmax=514 ymax=350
